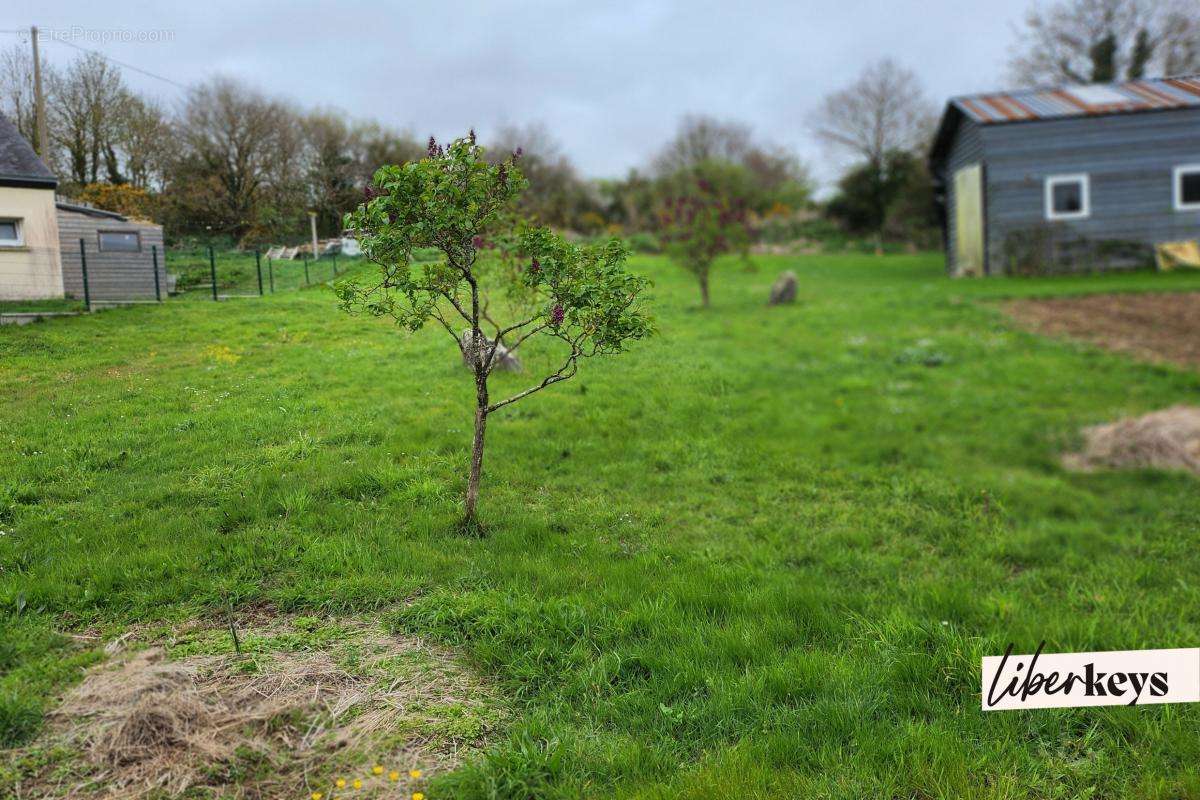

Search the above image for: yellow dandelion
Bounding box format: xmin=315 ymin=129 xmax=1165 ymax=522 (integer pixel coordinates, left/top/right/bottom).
xmin=388 ymin=770 xmax=400 ymax=781
xmin=372 ymin=765 xmax=384 ymax=775
xmin=409 ymin=769 xmax=422 ymax=779
xmin=335 ymin=778 xmax=346 ymax=789
xmin=352 ymin=778 xmax=363 ymax=789
xmin=311 ymin=794 xmax=323 ymax=800
xmin=413 ymin=794 xmax=424 ymax=800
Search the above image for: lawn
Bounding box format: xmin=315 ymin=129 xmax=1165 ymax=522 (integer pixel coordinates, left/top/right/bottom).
xmin=2 ymin=252 xmax=1200 ymax=798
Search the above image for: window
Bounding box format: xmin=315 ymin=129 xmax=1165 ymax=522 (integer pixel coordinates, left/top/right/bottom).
xmin=1045 ymin=174 xmax=1090 ymax=220
xmin=1174 ymin=165 xmax=1200 ymax=212
xmin=98 ymin=230 xmax=141 ymax=252
xmin=0 ymin=218 xmax=21 ymax=246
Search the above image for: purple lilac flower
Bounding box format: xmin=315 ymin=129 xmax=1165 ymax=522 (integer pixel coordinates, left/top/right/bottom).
xmin=550 ymin=304 xmax=565 ymax=326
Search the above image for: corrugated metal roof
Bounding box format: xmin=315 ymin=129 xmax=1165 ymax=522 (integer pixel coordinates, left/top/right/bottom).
xmin=952 ymin=75 xmax=1200 ymax=124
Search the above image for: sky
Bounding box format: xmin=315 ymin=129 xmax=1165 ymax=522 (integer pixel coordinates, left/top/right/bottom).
xmin=9 ymin=0 xmax=1033 ymax=188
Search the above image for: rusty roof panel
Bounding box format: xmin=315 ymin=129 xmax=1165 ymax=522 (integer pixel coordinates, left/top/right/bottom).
xmin=952 ymin=74 xmax=1200 ymax=124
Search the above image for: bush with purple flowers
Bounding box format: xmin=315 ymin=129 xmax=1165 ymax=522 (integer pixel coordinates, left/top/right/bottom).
xmin=338 ymin=134 xmax=653 ymax=524
xmin=658 ymin=160 xmax=754 ymax=308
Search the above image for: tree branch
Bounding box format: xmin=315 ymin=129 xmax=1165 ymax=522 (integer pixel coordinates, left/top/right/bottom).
xmin=487 ymin=344 xmax=581 ymax=413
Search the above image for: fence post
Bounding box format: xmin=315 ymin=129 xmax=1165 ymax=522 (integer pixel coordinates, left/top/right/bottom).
xmin=209 ymin=246 xmax=218 ymax=301
xmin=255 ymin=249 xmax=264 ymax=296
xmin=304 ymin=255 xmax=311 ymax=286
xmin=268 ymin=258 xmax=275 ymax=293
xmin=151 ymin=245 xmax=161 ymax=302
xmin=78 ymin=238 xmax=91 ymax=311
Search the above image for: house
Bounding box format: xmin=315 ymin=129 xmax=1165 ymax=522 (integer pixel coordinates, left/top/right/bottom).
xmin=0 ymin=112 xmax=63 ymax=300
xmin=0 ymin=112 xmax=168 ymax=303
xmin=930 ymin=75 xmax=1200 ymax=276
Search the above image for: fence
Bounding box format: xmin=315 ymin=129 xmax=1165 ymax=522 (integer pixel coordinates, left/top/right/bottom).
xmin=166 ymin=247 xmax=348 ymax=302
xmin=2 ymin=242 xmax=355 ymax=323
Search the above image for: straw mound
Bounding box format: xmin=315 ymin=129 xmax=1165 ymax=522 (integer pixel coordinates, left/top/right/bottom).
xmin=25 ymin=619 xmax=499 ymax=799
xmin=1063 ymin=405 xmax=1200 ymax=475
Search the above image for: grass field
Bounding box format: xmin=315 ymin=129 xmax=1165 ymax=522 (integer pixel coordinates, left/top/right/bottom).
xmin=3 ymin=252 xmax=1200 ymax=798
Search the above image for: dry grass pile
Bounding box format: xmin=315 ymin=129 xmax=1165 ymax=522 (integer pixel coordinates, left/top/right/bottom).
xmin=1064 ymin=405 xmax=1200 ymax=476
xmin=17 ymin=618 xmax=501 ymax=799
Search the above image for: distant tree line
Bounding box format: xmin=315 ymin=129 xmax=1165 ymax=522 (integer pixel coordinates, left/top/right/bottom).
xmin=0 ymin=46 xmax=815 ymax=249
xmin=1 ymin=0 xmax=1195 ymax=252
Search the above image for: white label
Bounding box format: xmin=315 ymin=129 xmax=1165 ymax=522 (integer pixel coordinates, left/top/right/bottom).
xmin=982 ymin=644 xmax=1200 ymax=710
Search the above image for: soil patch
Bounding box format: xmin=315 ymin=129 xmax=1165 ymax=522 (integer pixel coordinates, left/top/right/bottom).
xmin=1064 ymin=405 xmax=1200 ymax=476
xmin=1004 ymin=291 xmax=1200 ymax=369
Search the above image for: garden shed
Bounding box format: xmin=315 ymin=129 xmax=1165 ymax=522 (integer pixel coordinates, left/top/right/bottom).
xmin=930 ymin=74 xmax=1200 ymax=276
xmin=57 ymin=202 xmax=166 ymax=302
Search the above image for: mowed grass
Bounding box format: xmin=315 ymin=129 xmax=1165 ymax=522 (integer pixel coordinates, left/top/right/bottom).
xmin=2 ymin=253 xmax=1200 ymax=798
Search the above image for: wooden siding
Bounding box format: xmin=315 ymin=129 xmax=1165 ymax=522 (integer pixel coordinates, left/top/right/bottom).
xmin=57 ymin=210 xmax=165 ymax=301
xmin=979 ymin=108 xmax=1200 ymax=274
xmin=942 ymin=119 xmax=984 ymax=274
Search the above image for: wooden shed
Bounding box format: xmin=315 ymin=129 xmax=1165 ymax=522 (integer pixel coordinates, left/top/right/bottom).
xmin=930 ymin=74 xmax=1200 ymax=276
xmin=56 ymin=202 xmax=166 ymax=302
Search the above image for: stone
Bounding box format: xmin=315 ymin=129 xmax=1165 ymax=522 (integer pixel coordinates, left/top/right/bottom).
xmin=768 ymin=271 xmax=798 ymax=305
xmin=460 ymin=329 xmax=522 ymax=372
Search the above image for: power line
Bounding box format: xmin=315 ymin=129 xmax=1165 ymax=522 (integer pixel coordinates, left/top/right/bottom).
xmin=0 ymin=28 xmax=189 ymax=91
xmin=48 ymin=36 xmax=190 ymax=90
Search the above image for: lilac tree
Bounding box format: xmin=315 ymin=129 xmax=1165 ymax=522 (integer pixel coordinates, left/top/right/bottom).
xmin=338 ymin=134 xmax=653 ymax=524
xmin=658 ymin=161 xmax=753 ymax=308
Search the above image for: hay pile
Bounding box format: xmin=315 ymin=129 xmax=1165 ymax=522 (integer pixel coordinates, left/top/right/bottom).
xmin=20 ymin=619 xmax=499 ymax=799
xmin=1064 ymin=405 xmax=1200 ymax=475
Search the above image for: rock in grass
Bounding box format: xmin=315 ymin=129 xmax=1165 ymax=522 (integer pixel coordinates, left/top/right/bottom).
xmin=460 ymin=329 xmax=522 ymax=372
xmin=768 ymin=271 xmax=798 ymax=305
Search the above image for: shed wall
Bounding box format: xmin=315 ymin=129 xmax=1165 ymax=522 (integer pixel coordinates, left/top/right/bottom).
xmin=57 ymin=211 xmax=165 ymax=301
xmin=980 ymin=108 xmax=1200 ymax=273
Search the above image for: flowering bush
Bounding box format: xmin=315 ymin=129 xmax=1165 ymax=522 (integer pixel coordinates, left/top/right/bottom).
xmin=339 ymin=133 xmax=653 ymax=523
xmin=658 ymin=161 xmax=753 ymax=307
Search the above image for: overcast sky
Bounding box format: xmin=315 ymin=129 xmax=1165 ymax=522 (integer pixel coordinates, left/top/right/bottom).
xmin=10 ymin=1 xmax=1032 ymax=187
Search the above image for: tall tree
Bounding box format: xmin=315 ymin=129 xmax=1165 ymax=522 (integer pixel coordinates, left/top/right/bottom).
xmin=116 ymin=94 xmax=171 ymax=190
xmin=168 ymin=77 xmax=298 ymax=241
xmin=0 ymin=44 xmax=47 ymax=156
xmin=48 ymin=53 xmax=127 ymax=185
xmin=809 ymin=59 xmax=933 ymax=244
xmin=652 ymin=115 xmax=814 ymax=212
xmin=1009 ymin=0 xmax=1200 ymax=85
xmin=487 ymin=123 xmax=597 ymax=231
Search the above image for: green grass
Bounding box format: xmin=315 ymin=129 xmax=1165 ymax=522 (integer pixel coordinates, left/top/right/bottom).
xmin=3 ymin=253 xmax=1200 ymax=797
xmin=0 ymin=299 xmax=86 ymax=314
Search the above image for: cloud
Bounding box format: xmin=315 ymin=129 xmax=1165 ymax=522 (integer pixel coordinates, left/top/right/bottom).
xmin=13 ymin=0 xmax=1028 ymax=185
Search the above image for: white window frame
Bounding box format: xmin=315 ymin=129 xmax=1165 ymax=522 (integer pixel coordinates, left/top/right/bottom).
xmin=1044 ymin=173 xmax=1090 ymax=221
xmin=1173 ymin=164 xmax=1200 ymax=212
xmin=0 ymin=217 xmax=22 ymax=247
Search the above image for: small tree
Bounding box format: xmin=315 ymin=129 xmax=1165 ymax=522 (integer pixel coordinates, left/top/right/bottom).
xmin=657 ymin=161 xmax=752 ymax=308
xmin=339 ymin=134 xmax=653 ymax=524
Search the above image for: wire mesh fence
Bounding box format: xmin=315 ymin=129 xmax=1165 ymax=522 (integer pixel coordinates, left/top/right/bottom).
xmin=3 ymin=243 xmax=355 ymax=322
xmin=165 ymin=247 xmax=350 ymax=302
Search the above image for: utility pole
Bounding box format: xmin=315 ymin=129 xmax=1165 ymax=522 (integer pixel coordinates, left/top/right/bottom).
xmin=30 ymin=26 xmax=49 ymax=158
xmin=308 ymin=211 xmax=319 ymax=262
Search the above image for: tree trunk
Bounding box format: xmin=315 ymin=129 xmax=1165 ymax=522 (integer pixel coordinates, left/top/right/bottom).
xmin=464 ymin=377 xmax=488 ymax=522
xmin=699 ymin=271 xmax=710 ymax=308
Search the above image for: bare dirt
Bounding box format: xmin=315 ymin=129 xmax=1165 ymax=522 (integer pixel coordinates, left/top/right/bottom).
xmin=1003 ymin=291 xmax=1200 ymax=369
